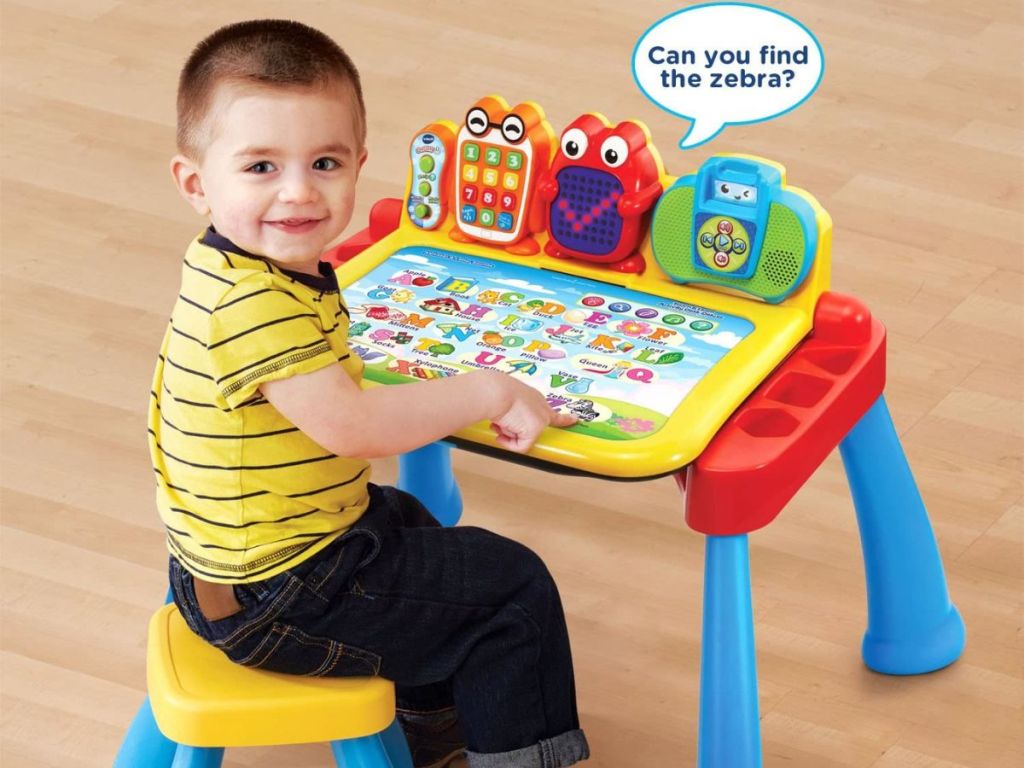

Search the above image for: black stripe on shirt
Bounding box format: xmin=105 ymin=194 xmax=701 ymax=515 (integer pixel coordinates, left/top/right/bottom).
xmin=286 ymin=465 xmax=369 ymax=498
xmin=154 ymin=467 xmax=269 ymax=501
xmin=170 ymin=323 xmax=205 ymax=347
xmin=165 ymin=355 xmax=215 ymax=381
xmin=238 ymin=395 xmax=269 ymax=408
xmin=206 ymin=312 xmax=319 ymax=350
xmin=184 ymin=258 xmax=236 ymax=286
xmin=156 ymin=382 xmax=270 ymax=411
xmin=156 ymin=384 xmax=222 ymax=410
xmin=153 ymin=407 xmax=300 ymax=439
xmin=178 ymin=294 xmax=213 ymax=314
xmin=168 ymin=504 xmax=324 ymax=529
xmin=155 ymin=464 xmax=367 ymax=502
xmin=218 ymin=288 xmax=274 ymax=310
xmin=151 ymin=432 xmax=338 ymax=470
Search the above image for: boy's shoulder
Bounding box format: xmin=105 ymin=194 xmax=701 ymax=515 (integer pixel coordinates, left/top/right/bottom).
xmin=181 ymin=231 xmax=283 ymax=309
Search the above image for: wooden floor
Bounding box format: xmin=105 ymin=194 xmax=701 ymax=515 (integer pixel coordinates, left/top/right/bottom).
xmin=2 ymin=1 xmax=1021 ymax=765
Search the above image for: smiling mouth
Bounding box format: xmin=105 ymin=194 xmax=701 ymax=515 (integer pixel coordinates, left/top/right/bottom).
xmin=266 ymin=218 xmax=324 ymax=232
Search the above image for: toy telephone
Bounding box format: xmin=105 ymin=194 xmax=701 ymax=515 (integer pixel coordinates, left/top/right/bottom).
xmin=452 ymin=95 xmax=552 ymax=247
xmin=651 ymin=155 xmax=819 ymax=303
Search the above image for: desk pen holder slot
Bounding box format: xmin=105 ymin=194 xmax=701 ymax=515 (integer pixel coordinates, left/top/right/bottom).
xmin=801 ymin=347 xmax=858 ymax=375
xmin=735 ymin=408 xmax=799 ymax=438
xmin=764 ymin=371 xmax=833 ymax=408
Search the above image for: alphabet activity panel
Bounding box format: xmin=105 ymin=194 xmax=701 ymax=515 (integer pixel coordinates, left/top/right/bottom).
xmin=344 ymin=246 xmax=755 ymax=443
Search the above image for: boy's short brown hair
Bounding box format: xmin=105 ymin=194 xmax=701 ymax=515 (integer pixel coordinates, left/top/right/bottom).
xmin=176 ymin=19 xmax=366 ymax=159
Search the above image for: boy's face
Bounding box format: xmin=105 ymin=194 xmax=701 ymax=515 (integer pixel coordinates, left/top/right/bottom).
xmin=172 ymin=81 xmax=367 ymax=273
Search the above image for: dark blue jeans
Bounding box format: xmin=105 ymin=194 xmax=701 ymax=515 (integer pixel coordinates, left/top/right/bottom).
xmin=169 ymin=484 xmax=589 ymax=767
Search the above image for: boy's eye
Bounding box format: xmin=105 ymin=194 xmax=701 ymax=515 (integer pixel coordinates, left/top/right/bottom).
xmin=313 ymin=157 xmax=340 ymax=171
xmin=247 ymin=161 xmax=276 ymax=174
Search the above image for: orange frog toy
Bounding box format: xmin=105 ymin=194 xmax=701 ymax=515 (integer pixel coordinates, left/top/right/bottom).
xmin=537 ymin=114 xmax=664 ymax=273
xmin=449 ymin=95 xmax=554 ymax=255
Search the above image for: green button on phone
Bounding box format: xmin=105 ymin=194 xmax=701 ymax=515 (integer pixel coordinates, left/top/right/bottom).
xmin=419 ymin=156 xmax=435 ymax=173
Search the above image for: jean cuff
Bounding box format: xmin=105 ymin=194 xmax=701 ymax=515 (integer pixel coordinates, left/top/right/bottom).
xmin=466 ymin=729 xmax=589 ymax=768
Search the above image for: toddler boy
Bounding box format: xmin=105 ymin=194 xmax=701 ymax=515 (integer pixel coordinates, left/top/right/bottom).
xmin=151 ymin=18 xmax=589 ymax=768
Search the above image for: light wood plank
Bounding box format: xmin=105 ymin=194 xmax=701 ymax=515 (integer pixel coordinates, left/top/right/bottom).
xmin=2 ymin=1 xmax=1022 ymax=766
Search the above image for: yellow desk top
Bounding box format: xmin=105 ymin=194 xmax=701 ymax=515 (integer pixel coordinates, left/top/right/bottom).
xmin=335 ymin=199 xmax=828 ymax=479
xmin=334 ymin=145 xmax=832 ymax=479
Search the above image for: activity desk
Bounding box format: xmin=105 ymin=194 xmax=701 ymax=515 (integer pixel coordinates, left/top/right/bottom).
xmin=325 ymin=95 xmax=965 ymax=767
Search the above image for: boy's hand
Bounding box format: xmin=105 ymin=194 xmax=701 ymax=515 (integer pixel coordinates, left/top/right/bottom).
xmin=490 ymin=377 xmax=577 ymax=453
xmin=261 ymin=365 xmax=577 ymax=460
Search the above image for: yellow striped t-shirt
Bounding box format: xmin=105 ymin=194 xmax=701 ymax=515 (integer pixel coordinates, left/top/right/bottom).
xmin=149 ymin=228 xmax=370 ymax=583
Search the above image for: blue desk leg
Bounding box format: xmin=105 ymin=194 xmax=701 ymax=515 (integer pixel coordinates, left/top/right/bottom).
xmin=398 ymin=441 xmax=463 ymax=527
xmin=699 ymin=535 xmax=762 ymax=768
xmin=839 ymin=395 xmax=966 ymax=675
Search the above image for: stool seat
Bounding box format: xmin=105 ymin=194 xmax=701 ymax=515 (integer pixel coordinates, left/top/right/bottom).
xmin=147 ymin=604 xmax=395 ymax=748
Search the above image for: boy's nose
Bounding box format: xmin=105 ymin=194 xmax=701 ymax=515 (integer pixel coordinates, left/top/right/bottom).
xmin=278 ymin=177 xmax=319 ymax=205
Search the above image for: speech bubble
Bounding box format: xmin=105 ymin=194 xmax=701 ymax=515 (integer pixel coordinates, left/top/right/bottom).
xmin=632 ymin=3 xmax=824 ymax=148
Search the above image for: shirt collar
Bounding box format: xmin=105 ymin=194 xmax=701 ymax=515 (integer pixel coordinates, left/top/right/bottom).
xmin=201 ymin=226 xmax=338 ymax=292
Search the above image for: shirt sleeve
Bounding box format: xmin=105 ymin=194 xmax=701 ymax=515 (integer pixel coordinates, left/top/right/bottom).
xmin=207 ymin=277 xmax=339 ymax=409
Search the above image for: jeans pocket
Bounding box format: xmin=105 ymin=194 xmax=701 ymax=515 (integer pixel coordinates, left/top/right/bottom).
xmin=169 ymin=556 xmax=301 ymax=650
xmin=230 ymin=621 xmax=382 ymax=677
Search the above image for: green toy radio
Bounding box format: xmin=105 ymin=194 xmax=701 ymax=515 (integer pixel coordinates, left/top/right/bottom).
xmin=652 ymin=154 xmax=819 ymax=303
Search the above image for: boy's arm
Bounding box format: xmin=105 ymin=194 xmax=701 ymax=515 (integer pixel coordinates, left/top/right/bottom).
xmin=260 ymin=364 xmax=575 ymax=458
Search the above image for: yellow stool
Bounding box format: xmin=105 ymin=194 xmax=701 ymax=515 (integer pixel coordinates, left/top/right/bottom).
xmin=142 ymin=604 xmax=413 ymax=767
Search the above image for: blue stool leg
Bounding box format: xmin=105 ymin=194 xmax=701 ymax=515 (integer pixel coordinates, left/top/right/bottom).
xmin=331 ymin=733 xmax=395 ymax=768
xmin=699 ymin=535 xmax=762 ymax=768
xmin=839 ymin=395 xmax=966 ymax=675
xmin=171 ymin=746 xmax=224 ymax=768
xmin=398 ymin=441 xmax=462 ymax=526
xmin=114 ymin=587 xmax=181 ymax=767
xmin=113 ymin=696 xmax=178 ymax=767
xmin=379 ymin=717 xmax=414 ymax=768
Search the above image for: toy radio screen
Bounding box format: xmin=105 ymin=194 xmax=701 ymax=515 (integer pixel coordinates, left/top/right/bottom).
xmin=343 ymin=246 xmax=755 ymax=442
xmin=457 ymin=124 xmax=532 ymax=243
xmin=695 ymin=168 xmax=765 ymax=277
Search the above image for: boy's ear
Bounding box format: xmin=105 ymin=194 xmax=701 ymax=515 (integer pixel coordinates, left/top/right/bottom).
xmin=170 ymin=154 xmax=210 ymax=216
xmin=357 ymin=147 xmax=368 ymax=175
